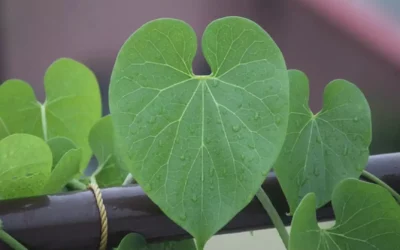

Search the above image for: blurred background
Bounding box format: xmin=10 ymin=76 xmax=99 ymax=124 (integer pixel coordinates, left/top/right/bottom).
xmin=0 ymin=1 xmax=400 ymax=248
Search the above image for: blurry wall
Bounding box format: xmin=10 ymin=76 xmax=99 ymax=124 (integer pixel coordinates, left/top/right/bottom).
xmin=1 ymin=0 xmax=399 ymax=153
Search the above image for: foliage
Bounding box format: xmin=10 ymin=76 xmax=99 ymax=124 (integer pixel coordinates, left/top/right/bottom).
xmin=290 ymin=179 xmax=400 ymax=250
xmin=274 ymin=69 xmax=372 ymax=214
xmin=0 ymin=16 xmax=399 ymax=250
xmin=109 ymin=16 xmax=289 ymax=248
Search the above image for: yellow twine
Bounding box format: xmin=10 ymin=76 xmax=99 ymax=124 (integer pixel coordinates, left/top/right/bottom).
xmin=88 ymin=183 xmax=108 ymax=250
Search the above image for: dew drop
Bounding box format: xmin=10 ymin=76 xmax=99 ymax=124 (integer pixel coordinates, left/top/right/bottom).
xmin=241 ymin=154 xmax=245 ymax=161
xmin=176 ymin=137 xmax=180 ymax=144
xmin=211 ymin=81 xmax=219 ymax=87
xmin=254 ymin=112 xmax=260 ymax=120
xmin=248 ymin=143 xmax=255 ymax=149
xmin=313 ymin=167 xmax=320 ymax=177
xmin=316 ymin=136 xmax=321 ymax=144
xmin=216 ymin=119 xmax=222 ymax=124
xmin=261 ymin=170 xmax=268 ymax=176
xmin=275 ymin=116 xmax=281 ymax=125
xmin=180 ymin=155 xmax=185 ymax=161
xmin=247 ymin=194 xmax=254 ymax=202
xmin=232 ymin=125 xmax=241 ymax=132
xmin=353 ymin=117 xmax=359 ymax=122
xmin=343 ymin=146 xmax=349 ymax=156
xmin=222 ymin=168 xmax=227 ymax=175
xmin=191 ymin=194 xmax=198 ymax=202
xmin=296 ymin=120 xmax=301 ymax=127
xmin=239 ymin=175 xmax=244 ymax=181
xmin=179 ymin=212 xmax=187 ymax=221
xmin=237 ymin=103 xmax=243 ymax=109
xmin=221 ymin=109 xmax=227 ymax=115
xmin=158 ymin=140 xmax=163 ymax=146
xmin=205 ymin=137 xmax=212 ymax=144
xmin=356 ymin=164 xmax=364 ymax=171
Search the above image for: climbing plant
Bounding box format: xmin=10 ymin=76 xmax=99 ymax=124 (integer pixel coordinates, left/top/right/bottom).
xmin=0 ymin=16 xmax=399 ymax=250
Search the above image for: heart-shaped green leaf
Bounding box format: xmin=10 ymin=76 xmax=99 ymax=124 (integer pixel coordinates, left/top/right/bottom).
xmin=89 ymin=115 xmax=128 ymax=187
xmin=109 ymin=17 xmax=289 ymax=247
xmin=43 ymin=148 xmax=82 ymax=194
xmin=274 ymin=70 xmax=372 ymax=214
xmin=0 ymin=58 xmax=102 ymax=172
xmin=47 ymin=137 xmax=77 ymax=168
xmin=290 ymin=178 xmax=400 ymax=250
xmin=115 ymin=233 xmax=196 ymax=250
xmin=0 ymin=134 xmax=52 ymax=199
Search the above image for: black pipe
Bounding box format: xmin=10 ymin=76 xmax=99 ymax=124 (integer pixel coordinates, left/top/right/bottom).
xmin=1 ymin=153 xmax=400 ymax=250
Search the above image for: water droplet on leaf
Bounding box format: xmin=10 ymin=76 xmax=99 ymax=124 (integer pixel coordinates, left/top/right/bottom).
xmin=191 ymin=194 xmax=198 ymax=202
xmin=316 ymin=136 xmax=321 ymax=144
xmin=180 ymin=155 xmax=185 ymax=161
xmin=313 ymin=167 xmax=320 ymax=176
xmin=232 ymin=125 xmax=241 ymax=132
xmin=275 ymin=116 xmax=281 ymax=125
xmin=158 ymin=140 xmax=163 ymax=146
xmin=254 ymin=112 xmax=260 ymax=120
xmin=179 ymin=212 xmax=187 ymax=221
xmin=353 ymin=117 xmax=359 ymax=122
xmin=343 ymin=146 xmax=349 ymax=156
xmin=211 ymin=81 xmax=219 ymax=87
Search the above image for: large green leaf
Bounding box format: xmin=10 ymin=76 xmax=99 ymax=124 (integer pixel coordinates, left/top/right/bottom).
xmin=115 ymin=233 xmax=196 ymax=250
xmin=290 ymin=179 xmax=400 ymax=250
xmin=274 ymin=70 xmax=372 ymax=214
xmin=109 ymin=17 xmax=289 ymax=247
xmin=89 ymin=115 xmax=128 ymax=187
xmin=0 ymin=134 xmax=52 ymax=199
xmin=0 ymin=58 xmax=102 ymax=172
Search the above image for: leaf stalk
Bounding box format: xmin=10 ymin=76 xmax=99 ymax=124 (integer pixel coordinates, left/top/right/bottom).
xmin=256 ymin=187 xmax=289 ymax=249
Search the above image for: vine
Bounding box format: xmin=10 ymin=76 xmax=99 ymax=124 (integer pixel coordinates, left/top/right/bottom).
xmin=0 ymin=16 xmax=399 ymax=250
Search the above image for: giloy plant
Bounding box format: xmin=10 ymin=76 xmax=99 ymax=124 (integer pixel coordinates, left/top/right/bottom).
xmin=0 ymin=16 xmax=399 ymax=250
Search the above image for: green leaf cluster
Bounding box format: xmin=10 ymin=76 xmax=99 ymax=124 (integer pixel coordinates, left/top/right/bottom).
xmin=1 ymin=15 xmax=399 ymax=250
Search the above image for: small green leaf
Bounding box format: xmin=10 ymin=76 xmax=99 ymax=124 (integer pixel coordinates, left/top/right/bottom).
xmin=47 ymin=136 xmax=77 ymax=168
xmin=109 ymin=17 xmax=289 ymax=247
xmin=0 ymin=58 xmax=102 ymax=172
xmin=43 ymin=148 xmax=82 ymax=194
xmin=0 ymin=134 xmax=52 ymax=199
xmin=89 ymin=115 xmax=128 ymax=187
xmin=115 ymin=233 xmax=196 ymax=250
xmin=274 ymin=70 xmax=372 ymax=214
xmin=290 ymin=179 xmax=400 ymax=250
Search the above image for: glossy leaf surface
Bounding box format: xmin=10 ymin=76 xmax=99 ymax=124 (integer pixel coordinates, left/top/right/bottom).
xmin=109 ymin=17 xmax=289 ymax=247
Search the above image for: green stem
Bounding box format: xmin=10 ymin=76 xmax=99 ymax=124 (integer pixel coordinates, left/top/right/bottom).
xmin=0 ymin=230 xmax=28 ymax=250
xmin=66 ymin=179 xmax=87 ymax=191
xmin=362 ymin=170 xmax=400 ymax=203
xmin=123 ymin=174 xmax=134 ymax=186
xmin=256 ymin=187 xmax=289 ymax=249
